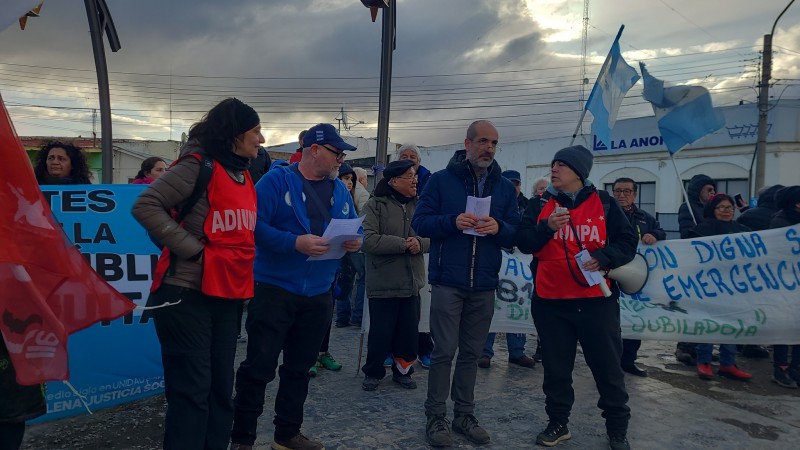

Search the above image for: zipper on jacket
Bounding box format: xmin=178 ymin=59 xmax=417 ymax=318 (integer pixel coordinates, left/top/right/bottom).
xmin=469 ymin=167 xmax=479 ymax=289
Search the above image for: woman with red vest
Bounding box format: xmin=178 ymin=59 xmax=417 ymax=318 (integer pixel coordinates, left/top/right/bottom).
xmin=515 ymin=145 xmax=637 ymax=450
xmin=132 ymin=98 xmax=262 ymax=450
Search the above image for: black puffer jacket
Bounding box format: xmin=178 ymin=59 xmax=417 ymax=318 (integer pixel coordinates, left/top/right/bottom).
xmin=737 ymin=184 xmax=784 ymax=231
xmin=678 ymin=174 xmax=716 ymax=238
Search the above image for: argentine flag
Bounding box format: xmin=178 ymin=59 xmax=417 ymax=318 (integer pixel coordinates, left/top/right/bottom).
xmin=585 ymin=27 xmax=640 ymax=150
xmin=639 ymin=62 xmax=725 ymax=155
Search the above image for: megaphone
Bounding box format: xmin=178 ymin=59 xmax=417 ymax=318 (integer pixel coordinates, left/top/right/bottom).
xmin=598 ymin=253 xmax=649 ymax=297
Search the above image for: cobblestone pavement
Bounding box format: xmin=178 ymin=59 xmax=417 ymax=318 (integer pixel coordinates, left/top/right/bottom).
xmin=241 ymin=323 xmax=800 ymax=450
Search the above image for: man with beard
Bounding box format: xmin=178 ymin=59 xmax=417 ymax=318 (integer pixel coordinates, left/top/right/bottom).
xmin=412 ymin=120 xmax=520 ymax=447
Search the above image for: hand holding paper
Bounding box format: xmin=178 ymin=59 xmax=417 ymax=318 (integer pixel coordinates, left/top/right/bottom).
xmin=463 ymin=196 xmax=492 ymax=236
xmin=306 ymin=216 xmax=365 ymax=261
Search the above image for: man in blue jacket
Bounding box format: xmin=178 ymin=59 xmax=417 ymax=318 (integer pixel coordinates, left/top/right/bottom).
xmin=412 ymin=120 xmax=520 ymax=447
xmin=230 ymin=123 xmax=362 ymax=450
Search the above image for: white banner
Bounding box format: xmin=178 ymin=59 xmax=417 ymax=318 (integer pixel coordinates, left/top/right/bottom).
xmin=370 ymin=226 xmax=800 ymax=345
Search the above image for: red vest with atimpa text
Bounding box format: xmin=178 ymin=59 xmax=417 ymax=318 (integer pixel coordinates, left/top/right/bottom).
xmin=534 ymin=192 xmax=610 ymax=299
xmin=151 ymin=157 xmax=256 ymax=299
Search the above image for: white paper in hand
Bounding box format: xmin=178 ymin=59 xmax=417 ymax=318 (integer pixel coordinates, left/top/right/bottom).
xmin=464 ymin=196 xmax=491 ymax=236
xmin=574 ymin=249 xmax=605 ymax=286
xmin=307 ymin=216 xmax=365 ymax=261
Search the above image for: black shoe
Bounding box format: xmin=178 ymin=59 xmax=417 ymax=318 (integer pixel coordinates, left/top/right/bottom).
xmin=741 ymin=344 xmax=770 ymax=359
xmin=621 ymin=363 xmax=648 ymax=377
xmin=772 ymin=367 xmax=798 ymax=388
xmin=674 ymin=348 xmax=696 ymax=366
xmin=392 ymin=374 xmax=417 ymax=389
xmin=509 ymin=355 xmax=536 ymax=368
xmin=361 ymin=376 xmax=380 ymax=391
xmin=426 ymin=415 xmax=453 ymax=447
xmin=536 ymin=421 xmax=570 ymax=447
xmin=608 ymin=433 xmax=631 ymax=450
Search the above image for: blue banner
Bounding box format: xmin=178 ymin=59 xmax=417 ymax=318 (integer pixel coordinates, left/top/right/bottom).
xmin=33 ymin=185 xmax=163 ymax=422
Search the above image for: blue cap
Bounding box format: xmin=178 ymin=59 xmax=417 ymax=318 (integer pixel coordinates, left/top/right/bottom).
xmin=502 ymin=170 xmax=522 ymax=182
xmin=302 ymin=123 xmax=357 ymax=151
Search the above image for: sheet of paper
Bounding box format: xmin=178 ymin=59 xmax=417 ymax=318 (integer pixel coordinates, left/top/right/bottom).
xmin=463 ymin=196 xmax=492 ymax=236
xmin=307 ymin=216 xmax=365 ymax=261
xmin=574 ymin=249 xmax=605 ymax=286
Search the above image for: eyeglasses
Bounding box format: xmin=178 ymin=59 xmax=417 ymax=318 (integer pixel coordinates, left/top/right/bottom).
xmin=715 ymin=205 xmax=734 ymax=211
xmin=320 ymin=144 xmax=346 ymax=161
xmin=613 ymin=189 xmax=635 ymax=196
xmin=395 ymin=175 xmax=418 ymax=181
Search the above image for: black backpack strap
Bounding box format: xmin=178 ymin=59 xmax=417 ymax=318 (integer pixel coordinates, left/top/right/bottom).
xmin=175 ymin=154 xmax=214 ymax=224
xmin=597 ymin=189 xmax=611 ymax=219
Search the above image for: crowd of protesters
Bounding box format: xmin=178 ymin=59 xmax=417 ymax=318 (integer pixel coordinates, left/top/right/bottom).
xmin=3 ymin=103 xmax=800 ymax=450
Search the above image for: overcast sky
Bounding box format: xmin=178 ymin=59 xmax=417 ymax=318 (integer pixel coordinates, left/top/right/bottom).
xmin=2 ymin=0 xmax=800 ymax=148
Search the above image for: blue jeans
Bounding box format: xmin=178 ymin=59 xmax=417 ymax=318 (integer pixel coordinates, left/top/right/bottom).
xmin=696 ymin=343 xmax=736 ymax=366
xmin=483 ymin=333 xmax=526 ymax=359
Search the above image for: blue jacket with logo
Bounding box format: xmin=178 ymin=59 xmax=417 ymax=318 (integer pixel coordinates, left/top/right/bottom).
xmin=254 ymin=163 xmax=359 ymax=296
xmin=412 ymin=150 xmax=520 ymax=292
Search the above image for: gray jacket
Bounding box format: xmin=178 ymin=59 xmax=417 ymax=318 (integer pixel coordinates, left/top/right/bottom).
xmin=362 ymin=181 xmax=430 ymax=298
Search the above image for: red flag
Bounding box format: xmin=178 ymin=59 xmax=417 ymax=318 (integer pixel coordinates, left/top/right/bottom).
xmin=0 ymin=94 xmax=135 ymax=385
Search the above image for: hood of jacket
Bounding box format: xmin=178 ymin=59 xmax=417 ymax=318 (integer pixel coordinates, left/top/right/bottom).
xmin=686 ymin=174 xmax=716 ymax=205
xmin=757 ymin=184 xmax=784 ymax=208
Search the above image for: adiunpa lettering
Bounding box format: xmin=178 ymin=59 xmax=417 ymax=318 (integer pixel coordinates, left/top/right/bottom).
xmin=211 ymin=209 xmax=256 ymax=233
xmin=554 ymin=221 xmax=603 ymax=244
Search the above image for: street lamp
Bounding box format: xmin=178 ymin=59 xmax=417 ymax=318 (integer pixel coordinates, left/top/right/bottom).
xmin=755 ymin=0 xmax=795 ymax=193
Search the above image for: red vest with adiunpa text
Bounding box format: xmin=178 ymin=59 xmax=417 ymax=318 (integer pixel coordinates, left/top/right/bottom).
xmin=534 ymin=193 xmax=610 ymax=299
xmin=151 ymin=156 xmax=256 ymax=299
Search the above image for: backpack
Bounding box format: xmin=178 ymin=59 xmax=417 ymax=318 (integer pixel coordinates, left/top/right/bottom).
xmin=147 ymin=154 xmax=214 ymax=250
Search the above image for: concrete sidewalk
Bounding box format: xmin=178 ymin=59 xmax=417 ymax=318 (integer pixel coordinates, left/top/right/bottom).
xmin=238 ymin=324 xmax=800 ymax=449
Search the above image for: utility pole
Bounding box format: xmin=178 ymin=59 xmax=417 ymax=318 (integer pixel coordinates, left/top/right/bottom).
xmin=755 ymin=0 xmax=795 ymax=192
xmin=375 ymin=2 xmax=395 ymax=172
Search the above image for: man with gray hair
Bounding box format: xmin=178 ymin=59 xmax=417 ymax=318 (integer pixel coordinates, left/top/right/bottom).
xmin=396 ymin=143 xmax=432 ymax=194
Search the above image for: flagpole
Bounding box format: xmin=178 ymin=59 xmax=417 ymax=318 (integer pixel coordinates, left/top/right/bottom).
xmin=570 ymin=25 xmax=625 ymax=146
xmin=669 ymin=151 xmax=697 ymax=225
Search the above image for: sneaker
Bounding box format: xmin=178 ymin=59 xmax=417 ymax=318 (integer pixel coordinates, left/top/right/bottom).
xmin=696 ymin=362 xmax=713 ymax=380
xmin=608 ymin=433 xmax=631 ymax=450
xmin=675 ymin=348 xmax=696 ymax=366
xmin=271 ymin=432 xmax=324 ymax=450
xmin=718 ymin=364 xmax=753 ymax=381
xmin=307 ymin=364 xmax=318 ymax=377
xmin=452 ymin=414 xmax=490 ymax=445
xmin=772 ymin=367 xmax=798 ymax=389
xmin=419 ymin=354 xmax=432 ymax=369
xmin=362 ymin=376 xmax=380 ymax=391
xmin=392 ymin=374 xmax=417 ymax=389
xmin=317 ymin=352 xmax=342 ymax=371
xmin=383 ymin=354 xmax=393 ymax=367
xmin=509 ymin=355 xmax=536 ymax=368
xmin=478 ymin=356 xmax=491 ymax=369
xmin=536 ymin=421 xmax=571 ymax=447
xmin=740 ymin=344 xmax=770 ymax=359
xmin=425 ymin=415 xmax=453 ymax=447
xmin=230 ymin=444 xmax=253 ymax=450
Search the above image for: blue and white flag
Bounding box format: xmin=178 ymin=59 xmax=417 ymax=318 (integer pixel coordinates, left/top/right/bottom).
xmin=639 ymin=62 xmax=725 ymax=155
xmin=585 ymin=26 xmax=640 ymax=151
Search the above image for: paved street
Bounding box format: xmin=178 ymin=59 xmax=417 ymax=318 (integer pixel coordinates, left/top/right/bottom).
xmin=239 ymin=322 xmax=800 ymax=449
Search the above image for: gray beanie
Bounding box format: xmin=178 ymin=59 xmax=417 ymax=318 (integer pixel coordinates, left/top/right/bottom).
xmin=552 ymin=145 xmax=593 ymax=181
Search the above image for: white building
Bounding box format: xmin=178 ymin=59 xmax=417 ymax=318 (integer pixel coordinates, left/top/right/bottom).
xmin=414 ymin=100 xmax=800 ymax=237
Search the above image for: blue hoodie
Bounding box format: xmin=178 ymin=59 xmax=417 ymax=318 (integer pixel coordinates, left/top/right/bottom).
xmin=254 ymin=163 xmax=359 ymax=296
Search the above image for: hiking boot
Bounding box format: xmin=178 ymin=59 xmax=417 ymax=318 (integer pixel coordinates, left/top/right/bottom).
xmin=608 ymin=432 xmax=631 ymax=450
xmin=509 ymin=355 xmax=536 ymax=368
xmin=740 ymin=344 xmax=770 ymax=359
xmin=536 ymin=421 xmax=571 ymax=447
xmin=419 ymin=354 xmax=432 ymax=369
xmin=361 ymin=376 xmax=380 ymax=391
xmin=317 ymin=353 xmax=342 ymax=371
xmin=392 ymin=374 xmax=417 ymax=389
xmin=452 ymin=414 xmax=490 ymax=444
xmin=772 ymin=367 xmax=798 ymax=389
xmin=426 ymin=415 xmax=452 ymax=447
xmin=271 ymin=432 xmax=324 ymax=450
xmin=675 ymin=348 xmax=696 ymax=366
xmin=230 ymin=444 xmax=253 ymax=450
xmin=718 ymin=364 xmax=753 ymax=381
xmin=307 ymin=364 xmax=318 ymax=377
xmin=696 ymin=362 xmax=713 ymax=380
xmin=478 ymin=356 xmax=491 ymax=368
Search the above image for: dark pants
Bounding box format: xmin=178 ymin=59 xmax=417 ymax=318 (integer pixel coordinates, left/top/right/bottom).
xmin=334 ymin=255 xmax=357 ymax=326
xmin=231 ymin=283 xmax=332 ymax=444
xmin=150 ymin=285 xmax=240 ymax=450
xmin=0 ymin=422 xmax=25 ymax=450
xmin=774 ymin=345 xmax=799 ymax=367
xmin=621 ymin=339 xmax=641 ymax=366
xmin=418 ymin=332 xmax=434 ymax=357
xmin=532 ymin=298 xmax=630 ymax=435
xmin=362 ymin=296 xmax=420 ymax=379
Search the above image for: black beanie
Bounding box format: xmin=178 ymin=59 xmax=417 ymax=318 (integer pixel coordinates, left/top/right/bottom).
xmin=552 ymin=145 xmax=593 ymax=181
xmin=776 ymin=186 xmax=800 ymax=211
xmin=231 ymin=98 xmax=260 ymax=135
xmin=383 ymin=160 xmax=415 ymax=180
